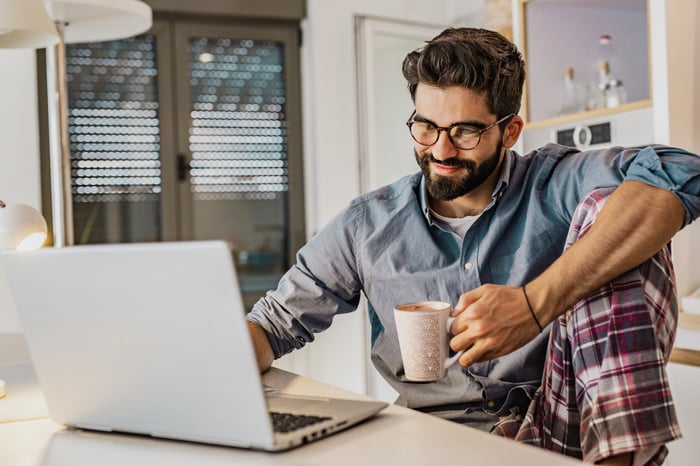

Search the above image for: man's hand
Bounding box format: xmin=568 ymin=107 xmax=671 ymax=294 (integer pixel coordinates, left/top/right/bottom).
xmin=247 ymin=321 xmax=274 ymax=373
xmin=449 ymin=284 xmax=541 ymax=367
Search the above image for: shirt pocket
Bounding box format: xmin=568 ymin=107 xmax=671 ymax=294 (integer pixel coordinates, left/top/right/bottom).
xmin=486 ymin=228 xmax=560 ymax=284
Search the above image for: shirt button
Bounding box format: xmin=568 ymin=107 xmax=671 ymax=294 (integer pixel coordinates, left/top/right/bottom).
xmin=464 ymin=262 xmax=473 ymax=270
xmin=487 ymin=400 xmax=496 ymax=408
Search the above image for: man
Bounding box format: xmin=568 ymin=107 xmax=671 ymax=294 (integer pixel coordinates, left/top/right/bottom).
xmin=246 ymin=28 xmax=700 ymax=465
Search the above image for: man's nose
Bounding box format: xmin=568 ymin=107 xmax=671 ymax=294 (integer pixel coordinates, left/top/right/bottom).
xmin=431 ymin=129 xmax=459 ymax=161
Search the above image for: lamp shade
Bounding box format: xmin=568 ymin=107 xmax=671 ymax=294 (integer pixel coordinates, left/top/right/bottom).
xmin=0 ymin=201 xmax=48 ymax=251
xmin=0 ymin=0 xmax=59 ymax=49
xmin=44 ymin=0 xmax=152 ymax=44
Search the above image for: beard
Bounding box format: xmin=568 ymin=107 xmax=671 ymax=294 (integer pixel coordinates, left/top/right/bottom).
xmin=415 ymin=141 xmax=503 ymax=201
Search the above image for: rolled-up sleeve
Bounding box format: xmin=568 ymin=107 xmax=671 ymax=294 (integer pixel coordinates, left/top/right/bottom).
xmin=246 ymin=201 xmax=365 ymax=358
xmin=625 ymin=146 xmax=700 ymax=227
xmin=541 ymin=144 xmax=700 ymax=228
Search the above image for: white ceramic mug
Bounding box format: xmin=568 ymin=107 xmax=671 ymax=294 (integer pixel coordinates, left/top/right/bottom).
xmin=393 ymin=301 xmax=462 ymax=382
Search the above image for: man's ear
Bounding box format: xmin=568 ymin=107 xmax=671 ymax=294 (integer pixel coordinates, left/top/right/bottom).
xmin=503 ymin=115 xmax=524 ymax=149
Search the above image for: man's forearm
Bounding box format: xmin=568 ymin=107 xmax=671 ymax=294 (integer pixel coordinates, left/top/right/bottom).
xmin=528 ymin=180 xmax=685 ymax=325
xmin=247 ymin=321 xmax=274 ymax=372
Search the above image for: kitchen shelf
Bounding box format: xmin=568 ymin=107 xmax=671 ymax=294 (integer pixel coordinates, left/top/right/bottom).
xmin=670 ymin=347 xmax=700 ymax=367
xmin=671 ymin=314 xmax=700 ymax=366
xmin=524 ymin=99 xmax=652 ymax=131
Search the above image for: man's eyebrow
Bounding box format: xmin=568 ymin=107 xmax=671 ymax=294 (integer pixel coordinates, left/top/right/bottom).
xmin=412 ymin=113 xmax=487 ymax=128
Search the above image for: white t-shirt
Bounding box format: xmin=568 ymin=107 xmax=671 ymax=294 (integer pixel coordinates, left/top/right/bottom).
xmin=429 ymin=208 xmax=482 ymax=241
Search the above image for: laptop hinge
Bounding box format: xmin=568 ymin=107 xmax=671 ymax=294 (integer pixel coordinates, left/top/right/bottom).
xmin=74 ymin=423 xmax=113 ymax=432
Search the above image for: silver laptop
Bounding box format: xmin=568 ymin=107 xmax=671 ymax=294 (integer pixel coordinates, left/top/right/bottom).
xmin=1 ymin=240 xmax=386 ymax=451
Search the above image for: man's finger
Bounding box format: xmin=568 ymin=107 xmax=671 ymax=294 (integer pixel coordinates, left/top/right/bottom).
xmin=453 ymin=288 xmax=481 ymax=315
xmin=450 ymin=331 xmax=475 ymax=353
xmin=458 ymin=343 xmax=485 ymax=367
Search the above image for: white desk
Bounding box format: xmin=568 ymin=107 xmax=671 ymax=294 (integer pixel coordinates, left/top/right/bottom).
xmin=0 ymin=334 xmax=584 ymax=466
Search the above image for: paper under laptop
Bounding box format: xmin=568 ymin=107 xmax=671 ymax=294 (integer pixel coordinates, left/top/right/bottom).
xmin=0 ymin=240 xmax=387 ymax=451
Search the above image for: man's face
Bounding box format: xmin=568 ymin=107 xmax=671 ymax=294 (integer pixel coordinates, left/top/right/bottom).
xmin=411 ymin=84 xmax=506 ymax=202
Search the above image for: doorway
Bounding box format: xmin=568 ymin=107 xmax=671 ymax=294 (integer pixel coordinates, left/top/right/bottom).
xmin=355 ymin=16 xmax=445 ymax=401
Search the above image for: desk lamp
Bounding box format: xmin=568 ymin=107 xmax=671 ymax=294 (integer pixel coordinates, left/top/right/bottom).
xmin=0 ymin=201 xmax=48 ymax=252
xmin=0 ymin=200 xmax=48 ymax=398
xmin=43 ymin=0 xmax=152 ymax=247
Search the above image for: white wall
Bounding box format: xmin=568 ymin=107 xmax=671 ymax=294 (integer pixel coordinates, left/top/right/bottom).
xmin=448 ymin=0 xmax=484 ymax=25
xmin=0 ymin=49 xmax=43 ymax=334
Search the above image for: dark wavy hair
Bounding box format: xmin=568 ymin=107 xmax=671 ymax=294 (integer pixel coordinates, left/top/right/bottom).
xmin=402 ymin=27 xmax=525 ymax=119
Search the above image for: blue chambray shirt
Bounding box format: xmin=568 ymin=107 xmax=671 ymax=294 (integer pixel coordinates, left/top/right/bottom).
xmin=248 ymin=143 xmax=700 ymax=430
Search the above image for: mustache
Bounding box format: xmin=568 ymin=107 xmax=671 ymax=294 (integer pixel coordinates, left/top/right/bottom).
xmin=422 ymin=153 xmax=474 ymax=169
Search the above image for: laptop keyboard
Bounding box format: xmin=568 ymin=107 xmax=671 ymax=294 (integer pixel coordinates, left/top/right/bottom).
xmin=270 ymin=412 xmax=332 ymax=433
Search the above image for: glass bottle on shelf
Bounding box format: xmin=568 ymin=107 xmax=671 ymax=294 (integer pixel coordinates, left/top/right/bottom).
xmin=597 ymin=34 xmax=615 ymax=80
xmin=559 ymin=67 xmax=585 ymax=115
xmin=606 ymin=79 xmax=627 ymax=108
xmin=598 ymin=59 xmax=612 ymax=86
xmin=591 ymin=34 xmax=627 ymax=109
xmin=595 ymin=61 xmax=627 ymax=109
xmin=594 ymin=60 xmax=611 ymax=109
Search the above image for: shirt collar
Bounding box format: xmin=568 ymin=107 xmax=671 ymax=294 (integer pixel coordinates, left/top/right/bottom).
xmin=419 ymin=176 xmax=434 ymax=224
xmin=419 ymin=149 xmax=514 ymax=223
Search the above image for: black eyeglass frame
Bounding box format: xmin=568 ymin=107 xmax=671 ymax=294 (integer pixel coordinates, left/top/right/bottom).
xmin=406 ymin=111 xmax=515 ymax=150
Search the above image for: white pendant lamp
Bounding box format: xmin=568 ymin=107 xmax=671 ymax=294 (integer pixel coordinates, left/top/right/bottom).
xmin=44 ymin=0 xmax=153 ymax=44
xmin=0 ymin=0 xmax=59 ymax=49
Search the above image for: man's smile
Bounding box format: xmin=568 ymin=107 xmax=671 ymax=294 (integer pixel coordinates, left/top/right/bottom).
xmin=431 ymin=161 xmax=463 ymax=176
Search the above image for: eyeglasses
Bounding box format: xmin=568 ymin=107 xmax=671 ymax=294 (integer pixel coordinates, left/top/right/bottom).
xmin=406 ymin=112 xmax=515 ymax=150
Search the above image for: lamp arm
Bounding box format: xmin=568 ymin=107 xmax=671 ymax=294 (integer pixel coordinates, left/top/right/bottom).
xmin=45 ymin=22 xmax=74 ymax=247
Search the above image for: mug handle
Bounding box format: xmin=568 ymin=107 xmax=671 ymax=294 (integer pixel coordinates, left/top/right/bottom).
xmin=445 ymin=351 xmax=463 ymax=369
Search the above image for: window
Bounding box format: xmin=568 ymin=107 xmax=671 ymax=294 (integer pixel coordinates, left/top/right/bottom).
xmin=42 ymin=14 xmax=305 ymax=308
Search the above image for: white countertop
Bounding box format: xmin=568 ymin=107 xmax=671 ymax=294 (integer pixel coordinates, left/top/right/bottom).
xmin=0 ymin=333 xmax=585 ymax=466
